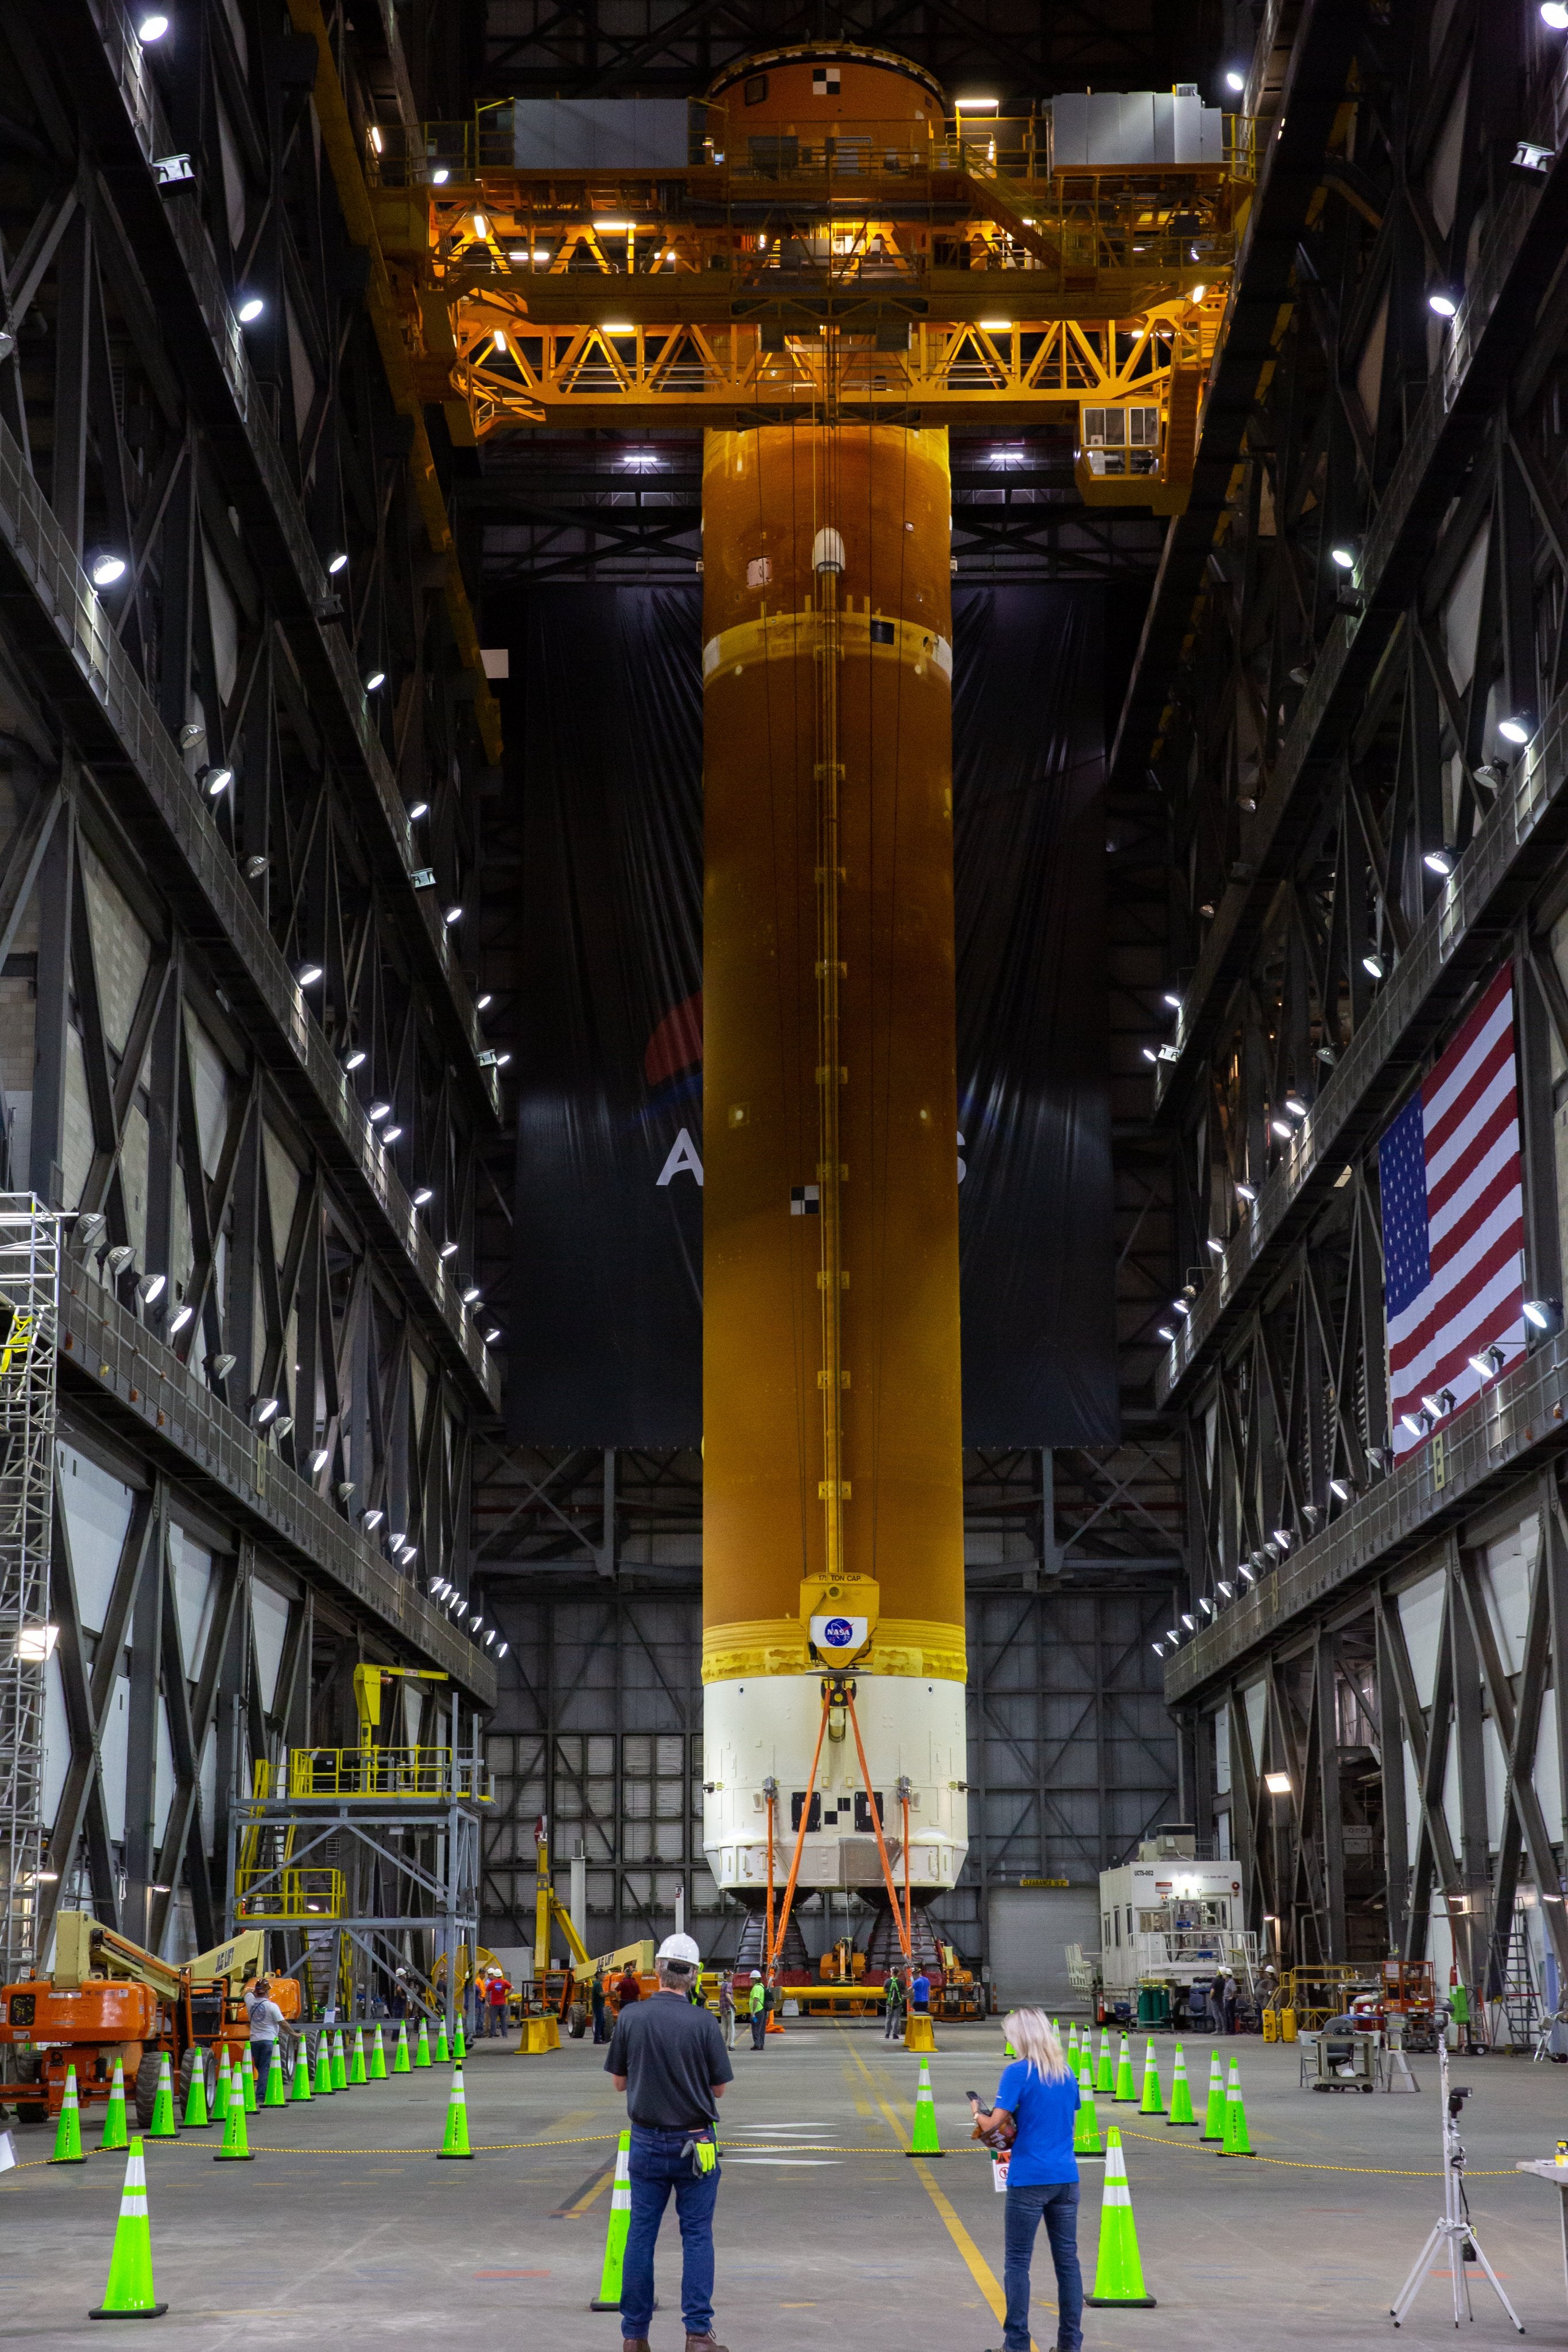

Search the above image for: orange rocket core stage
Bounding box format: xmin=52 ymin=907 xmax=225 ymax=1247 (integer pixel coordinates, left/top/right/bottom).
xmin=700 ymin=420 xmax=966 ymax=1671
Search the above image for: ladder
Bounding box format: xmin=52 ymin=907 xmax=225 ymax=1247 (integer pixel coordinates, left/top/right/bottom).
xmin=1497 ymin=1911 xmax=1542 ymax=2053
xmin=0 ymin=1198 xmax=61 ymax=1994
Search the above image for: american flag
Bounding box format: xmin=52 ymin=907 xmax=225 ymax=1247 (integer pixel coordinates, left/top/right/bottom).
xmin=1379 ymin=966 xmax=1526 ymax=1460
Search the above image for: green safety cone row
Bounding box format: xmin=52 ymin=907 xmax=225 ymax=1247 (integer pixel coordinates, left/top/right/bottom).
xmin=393 ymin=2021 xmax=411 ymax=2075
xmin=182 ymin=2056 xmax=211 ymax=2132
xmin=350 ymin=2028 xmax=367 ymax=2086
xmin=1085 ymin=2129 xmax=1156 ymax=2307
xmin=331 ymin=2030 xmax=347 ymax=2092
xmin=437 ymin=2064 xmax=473 ymax=2159
xmin=1113 ymin=2033 xmax=1136 ymax=2103
xmin=90 ymin=2138 xmax=168 ymax=2320
xmin=148 ymin=2052 xmax=177 ymax=2140
xmin=1095 ymin=2028 xmax=1113 ymax=2095
xmin=1199 ymin=2050 xmax=1226 ymax=2142
xmin=1217 ymin=2057 xmax=1255 ymax=2157
xmin=436 ymin=2014 xmax=450 ymax=2061
xmin=99 ymin=2060 xmax=129 ymax=2153
xmin=313 ymin=2033 xmax=334 ymax=2096
xmin=906 ymin=2057 xmax=943 ymax=2157
xmin=52 ymin=2064 xmax=87 ymax=2163
xmin=215 ymin=2078 xmax=254 ymax=2162
xmin=1166 ymin=2043 xmax=1197 ymax=2127
xmin=370 ymin=2024 xmax=388 ymax=2081
xmin=1137 ymin=2039 xmax=1165 ymax=2116
xmin=590 ymin=2129 xmax=632 ymax=2310
xmin=414 ymin=2017 xmax=432 ymax=2069
xmin=291 ymin=2044 xmax=313 ymax=2103
xmin=1073 ymin=2046 xmax=1104 ymax=2159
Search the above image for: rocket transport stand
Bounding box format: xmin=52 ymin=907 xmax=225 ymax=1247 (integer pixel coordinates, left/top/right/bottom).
xmin=1390 ymin=2033 xmax=1523 ymax=2332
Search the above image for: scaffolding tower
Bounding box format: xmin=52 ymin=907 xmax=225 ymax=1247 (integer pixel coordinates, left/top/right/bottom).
xmin=0 ymin=1197 xmax=61 ymax=1997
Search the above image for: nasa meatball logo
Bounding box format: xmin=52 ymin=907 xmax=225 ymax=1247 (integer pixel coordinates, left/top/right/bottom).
xmin=823 ymin=1616 xmax=854 ymax=1648
xmin=810 ymin=1611 xmax=868 ymax=1655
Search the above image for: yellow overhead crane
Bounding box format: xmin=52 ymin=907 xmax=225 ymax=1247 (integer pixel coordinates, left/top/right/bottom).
xmin=355 ymin=84 xmax=1253 ymax=511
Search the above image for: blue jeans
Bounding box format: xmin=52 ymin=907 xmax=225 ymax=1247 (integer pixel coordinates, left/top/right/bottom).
xmin=621 ymin=2125 xmax=720 ymax=2338
xmin=1003 ymin=2180 xmax=1082 ymax=2352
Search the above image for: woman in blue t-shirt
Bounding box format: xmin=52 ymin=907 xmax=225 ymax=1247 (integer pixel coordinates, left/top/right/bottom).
xmin=969 ymin=2008 xmax=1082 ymax=2352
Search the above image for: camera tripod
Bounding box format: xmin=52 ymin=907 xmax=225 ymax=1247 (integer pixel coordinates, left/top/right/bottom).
xmin=1391 ymin=2034 xmax=1524 ymax=2331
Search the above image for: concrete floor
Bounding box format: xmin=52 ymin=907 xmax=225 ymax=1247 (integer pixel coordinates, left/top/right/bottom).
xmin=5 ymin=2025 xmax=1568 ymax=2350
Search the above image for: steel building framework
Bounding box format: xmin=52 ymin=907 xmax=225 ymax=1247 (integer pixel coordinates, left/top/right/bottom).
xmin=1108 ymin=0 xmax=1568 ymax=1995
xmin=0 ymin=1201 xmax=60 ymax=1985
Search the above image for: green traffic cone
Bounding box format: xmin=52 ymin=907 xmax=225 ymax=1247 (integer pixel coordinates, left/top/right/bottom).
xmin=370 ymin=2023 xmax=388 ymax=2080
xmin=415 ymin=2017 xmax=432 ymax=2069
xmin=393 ymin=2020 xmax=411 ymax=2074
xmin=1073 ymin=2045 xmax=1104 ymax=2158
xmin=215 ymin=2080 xmax=254 ymax=2161
xmin=436 ymin=2063 xmax=474 ymax=2158
xmin=89 ymin=2140 xmax=168 ymax=2318
xmin=313 ymin=2032 xmax=334 ymax=2096
xmin=1113 ymin=2033 xmax=1136 ymax=2102
xmin=1166 ymin=2042 xmax=1198 ymax=2126
xmin=213 ymin=2047 xmax=231 ymax=2122
xmin=590 ymin=2130 xmax=632 ymax=2308
xmin=148 ymin=2051 xmax=178 ymax=2139
xmin=291 ymin=2044 xmax=313 ymax=2102
xmin=1085 ymin=2129 xmax=1157 ymax=2307
xmin=906 ymin=2057 xmax=943 ymax=2157
xmin=245 ymin=2049 xmax=259 ymax=2111
xmin=1199 ymin=2049 xmax=1226 ymax=2141
xmin=1217 ymin=2057 xmax=1256 ymax=2156
xmin=436 ymin=2014 xmax=450 ymax=2062
xmin=455 ymin=2017 xmax=466 ymax=2063
xmin=182 ymin=2054 xmax=212 ymax=2130
xmin=1066 ymin=2020 xmax=1079 ymax=2061
xmin=1137 ymin=2039 xmax=1165 ymax=2115
xmin=349 ymin=2028 xmax=367 ymax=2086
xmin=264 ymin=2047 xmax=286 ymax=2107
xmin=99 ymin=2059 xmax=129 ymax=2152
xmin=52 ymin=2063 xmax=87 ymax=2162
xmin=1095 ymin=2028 xmax=1113 ymax=2095
xmin=330 ymin=2030 xmax=347 ymax=2091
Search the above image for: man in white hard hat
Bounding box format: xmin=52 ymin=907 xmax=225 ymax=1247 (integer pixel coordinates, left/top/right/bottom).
xmin=606 ymin=1931 xmax=734 ymax=2352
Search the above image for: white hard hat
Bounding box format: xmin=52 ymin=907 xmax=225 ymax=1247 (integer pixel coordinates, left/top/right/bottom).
xmin=750 ymin=1969 xmax=762 ymax=1980
xmin=656 ymin=1932 xmax=701 ymax=1968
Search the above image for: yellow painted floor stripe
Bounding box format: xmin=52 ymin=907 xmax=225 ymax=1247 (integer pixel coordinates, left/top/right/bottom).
xmin=837 ymin=2028 xmax=1050 ymax=2350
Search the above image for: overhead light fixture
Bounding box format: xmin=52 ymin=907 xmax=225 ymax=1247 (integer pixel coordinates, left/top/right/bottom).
xmin=1237 ymin=1562 xmax=1255 ymax=1585
xmin=978 ymin=318 xmax=1012 ymax=331
xmin=336 ymin=1480 xmax=355 ymax=1502
xmin=1271 ymin=1117 xmax=1292 ymax=1140
xmin=443 ymin=904 xmax=463 ymax=925
xmin=1206 ymin=1237 xmax=1225 ymax=1257
xmin=1156 ymin=1325 xmax=1175 ymax=1342
xmin=1329 ymin=542 xmax=1357 ymax=570
xmin=73 ymin=1210 xmax=107 ymax=1250
xmin=1180 ymin=1612 xmax=1196 ymax=1631
xmin=237 ymin=295 xmax=265 ymax=323
xmin=343 ymin=1047 xmax=367 ymax=1070
xmin=1162 ymin=991 xmax=1182 ymax=1011
xmin=1272 ymin=1527 xmax=1292 ymax=1549
xmin=136 ymin=1272 xmax=166 ymax=1304
xmin=1468 ymin=1344 xmax=1507 ymax=1380
xmin=381 ymin=1124 xmax=403 ymax=1143
xmin=327 ymin=551 xmax=349 ymax=575
xmin=1315 ymin=1043 xmax=1337 ymax=1065
xmin=272 ymin=1414 xmax=293 ymax=1438
xmin=252 ymin=1396 xmax=280 ymax=1426
xmin=309 ymin=1448 xmax=330 ymax=1474
xmin=431 ymin=166 xmax=450 ymax=185
xmin=296 ymin=962 xmax=324 ymax=986
xmin=200 ymin=763 xmax=234 ymax=797
xmin=476 ymin=993 xmax=494 ymax=1011
xmin=1427 ymin=287 xmax=1459 ymax=318
xmin=105 ymin=1243 xmax=135 ymax=1276
xmin=1362 ymin=951 xmax=1385 ymax=978
xmin=1524 ymin=1297 xmax=1563 ymax=1331
xmin=1172 ymin=1299 xmax=1190 ymax=1317
xmin=400 ymin=1542 xmax=418 ymax=1564
xmin=1225 ymin=67 xmax=1245 ymax=89
xmin=168 ymin=1304 xmax=194 ymax=1336
xmin=440 ymin=1240 xmax=459 ymax=1259
xmin=363 ymin=668 xmax=386 ymax=691
xmin=483 ymin=1326 xmax=502 ymax=1344
xmin=1284 ymin=1094 xmax=1308 ymax=1118
xmin=1401 ymin=1412 xmax=1428 ymax=1438
xmin=1166 ymin=1627 xmax=1181 ymax=1644
xmin=1141 ymin=1046 xmax=1159 ymax=1065
xmin=492 ymin=329 xmax=508 ymax=354
xmin=1190 ymin=284 xmax=1206 ymax=302
xmin=602 ymin=323 xmax=635 ymax=336
xmin=471 ymin=213 xmax=488 ymax=238
xmin=1263 ymin=1770 xmax=1293 ymax=1796
xmin=1235 ymin=1181 xmax=1257 ymax=1202
xmin=89 ymin=550 xmax=127 ymax=588
xmin=1499 ymin=714 xmax=1532 ymax=745
xmin=413 ymin=1186 xmax=435 ymax=1206
xmin=209 ymin=1352 xmax=236 ymax=1378
xmin=1424 ymin=846 xmax=1455 ymax=876
xmin=137 ymin=9 xmax=169 ymax=34
xmin=1198 ymin=1596 xmax=1214 ymax=1617
xmin=462 ymin=1285 xmax=481 ymax=1304
xmin=178 ymin=721 xmax=206 ymax=750
xmin=470 ymin=1611 xmax=483 ymax=1630
xmin=496 ymin=1642 xmax=509 ymax=1659
xmin=1422 ymin=1388 xmax=1455 ymax=1417
xmin=362 ymin=1508 xmax=385 ymax=1531
xmin=1217 ymin=1580 xmax=1233 ymax=1599
xmin=1329 ymin=1477 xmax=1352 ymax=1500
xmin=1152 ymin=1640 xmax=1165 ymax=1656
xmin=368 ymin=1101 xmax=392 ymax=1121
xmin=244 ymin=854 xmax=268 ymax=879
xmin=1543 ymin=1 xmax=1568 ymax=23
xmin=407 ymin=799 xmax=429 ymax=820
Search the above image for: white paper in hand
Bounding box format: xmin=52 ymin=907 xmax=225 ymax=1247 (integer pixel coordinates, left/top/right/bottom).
xmin=0 ymin=2129 xmax=16 ymax=2173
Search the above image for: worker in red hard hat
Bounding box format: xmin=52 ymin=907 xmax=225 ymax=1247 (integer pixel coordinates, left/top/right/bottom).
xmin=607 ymin=1931 xmax=733 ymax=2352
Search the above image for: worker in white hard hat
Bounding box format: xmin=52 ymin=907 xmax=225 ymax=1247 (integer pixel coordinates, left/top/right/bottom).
xmin=748 ymin=1968 xmax=768 ymax=2051
xmin=607 ymin=1930 xmax=734 ymax=2352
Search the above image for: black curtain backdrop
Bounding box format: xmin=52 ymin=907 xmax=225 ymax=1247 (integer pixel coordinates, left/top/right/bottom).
xmin=508 ymin=582 xmax=1116 ymax=1448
